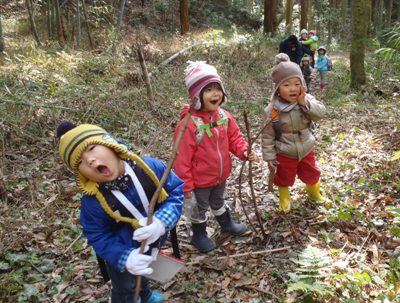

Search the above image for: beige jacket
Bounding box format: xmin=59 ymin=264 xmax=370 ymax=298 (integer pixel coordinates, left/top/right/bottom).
xmin=261 ymin=94 xmax=326 ymax=161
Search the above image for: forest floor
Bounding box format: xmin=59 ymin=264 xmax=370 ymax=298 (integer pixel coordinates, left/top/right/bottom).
xmin=0 ymin=10 xmax=400 ymax=303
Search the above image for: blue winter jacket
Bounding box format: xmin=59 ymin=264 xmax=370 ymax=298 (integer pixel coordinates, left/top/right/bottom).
xmin=316 ymin=55 xmax=329 ymax=72
xmin=80 ymin=157 xmax=184 ymax=271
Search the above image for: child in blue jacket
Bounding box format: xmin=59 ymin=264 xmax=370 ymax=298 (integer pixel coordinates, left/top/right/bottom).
xmin=56 ymin=122 xmax=184 ymax=303
xmin=315 ymin=46 xmax=331 ymax=90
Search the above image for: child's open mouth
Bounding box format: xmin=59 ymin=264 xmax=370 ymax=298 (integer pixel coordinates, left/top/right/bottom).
xmin=210 ymin=100 xmax=219 ymax=104
xmin=97 ymin=165 xmax=111 ymax=177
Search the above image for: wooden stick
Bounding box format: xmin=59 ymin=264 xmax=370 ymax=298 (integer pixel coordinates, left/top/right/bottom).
xmin=137 ymin=45 xmax=155 ymax=105
xmin=133 ymin=103 xmax=194 ymax=303
xmin=188 ymin=246 xmax=291 ymax=266
xmin=243 ymin=110 xmax=267 ymax=240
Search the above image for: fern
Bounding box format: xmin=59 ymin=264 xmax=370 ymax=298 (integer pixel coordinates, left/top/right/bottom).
xmin=375 ymin=22 xmax=400 ymax=63
xmin=287 ymin=245 xmax=334 ymax=300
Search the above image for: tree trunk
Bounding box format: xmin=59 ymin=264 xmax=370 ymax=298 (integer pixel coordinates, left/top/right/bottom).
xmin=80 ymin=0 xmax=93 ymax=48
xmin=116 ymin=0 xmax=127 ymax=33
xmin=264 ymin=0 xmax=277 ymax=35
xmin=180 ymin=0 xmax=189 ymax=35
xmin=285 ymin=0 xmax=293 ymax=33
xmin=54 ymin=0 xmax=65 ymax=45
xmin=307 ymin=0 xmax=312 ymax=28
xmin=386 ymin=0 xmax=393 ymax=26
xmin=47 ymin=0 xmax=53 ymax=39
xmin=300 ymin=0 xmax=308 ymax=31
xmin=375 ymin=0 xmax=383 ymax=32
xmin=26 ymin=0 xmax=42 ymax=46
xmin=350 ymin=0 xmax=371 ymax=88
xmin=76 ymin=0 xmax=81 ymax=46
xmin=0 ymin=11 xmax=4 ymax=52
xmin=340 ymin=0 xmax=348 ymax=40
xmin=271 ymin=0 xmax=278 ymax=32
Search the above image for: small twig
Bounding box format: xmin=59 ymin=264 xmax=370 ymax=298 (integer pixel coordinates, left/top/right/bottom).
xmin=243 ymin=110 xmax=267 ymax=240
xmin=356 ymin=231 xmax=372 ymax=254
xmin=137 ymin=44 xmax=155 ymax=105
xmin=278 ymin=214 xmax=303 ymax=245
xmin=236 ymin=285 xmax=280 ymax=300
xmin=188 ymin=246 xmax=291 ymax=266
xmin=63 ymin=231 xmax=83 ymax=254
xmin=237 ymin=163 xmax=258 ymax=234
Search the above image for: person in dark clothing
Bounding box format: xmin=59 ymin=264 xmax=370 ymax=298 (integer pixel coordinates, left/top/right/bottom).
xmin=278 ymin=35 xmax=304 ymax=65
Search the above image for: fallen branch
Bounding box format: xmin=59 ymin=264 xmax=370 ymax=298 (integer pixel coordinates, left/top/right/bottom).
xmin=237 ymin=162 xmax=258 ymax=234
xmin=148 ymin=42 xmax=214 ymax=78
xmin=188 ymin=246 xmax=291 ymax=266
xmin=243 ymin=110 xmax=267 ymax=240
xmin=0 ymin=98 xmax=79 ymax=111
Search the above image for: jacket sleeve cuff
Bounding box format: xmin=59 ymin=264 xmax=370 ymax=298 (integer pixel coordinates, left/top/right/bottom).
xmin=117 ymin=248 xmax=134 ymax=272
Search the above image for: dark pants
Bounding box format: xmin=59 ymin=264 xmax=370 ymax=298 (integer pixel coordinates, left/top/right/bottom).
xmin=191 ymin=181 xmax=226 ymax=222
xmin=106 ymin=262 xmax=151 ymax=303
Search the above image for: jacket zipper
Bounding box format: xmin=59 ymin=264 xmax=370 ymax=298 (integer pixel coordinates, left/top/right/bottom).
xmin=210 ymin=113 xmax=223 ymax=179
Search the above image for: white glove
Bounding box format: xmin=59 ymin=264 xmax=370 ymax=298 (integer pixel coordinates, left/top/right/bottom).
xmin=133 ymin=217 xmax=166 ymax=245
xmin=125 ymin=247 xmax=153 ymax=276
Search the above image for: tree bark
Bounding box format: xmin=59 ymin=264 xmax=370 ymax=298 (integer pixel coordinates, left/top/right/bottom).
xmin=80 ymin=0 xmax=93 ymax=48
xmin=0 ymin=11 xmax=4 ymax=52
xmin=386 ymin=0 xmax=393 ymax=26
xmin=285 ymin=0 xmax=293 ymax=34
xmin=340 ymin=0 xmax=348 ymax=40
xmin=180 ymin=0 xmax=189 ymax=35
xmin=307 ymin=0 xmax=312 ymax=28
xmin=54 ymin=0 xmax=65 ymax=45
xmin=26 ymin=0 xmax=42 ymax=46
xmin=350 ymin=0 xmax=371 ymax=88
xmin=300 ymin=0 xmax=308 ymax=31
xmin=263 ymin=0 xmax=277 ymax=35
xmin=76 ymin=0 xmax=81 ymax=46
xmin=116 ymin=0 xmax=127 ymax=33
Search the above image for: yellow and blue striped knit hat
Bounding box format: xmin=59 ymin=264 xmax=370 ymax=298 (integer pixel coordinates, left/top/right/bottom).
xmin=56 ymin=122 xmax=168 ymax=202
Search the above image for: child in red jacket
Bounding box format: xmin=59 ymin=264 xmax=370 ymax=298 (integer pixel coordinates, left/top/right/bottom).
xmin=173 ymin=61 xmax=255 ymax=253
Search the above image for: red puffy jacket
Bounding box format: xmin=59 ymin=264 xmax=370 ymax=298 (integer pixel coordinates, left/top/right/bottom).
xmin=173 ymin=105 xmax=248 ymax=192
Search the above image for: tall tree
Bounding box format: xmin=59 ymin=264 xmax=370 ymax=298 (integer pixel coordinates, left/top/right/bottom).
xmin=340 ymin=0 xmax=348 ymax=40
xmin=0 ymin=10 xmax=4 ymax=52
xmin=54 ymin=0 xmax=65 ymax=45
xmin=26 ymin=0 xmax=42 ymax=46
xmin=180 ymin=0 xmax=189 ymax=35
xmin=300 ymin=0 xmax=308 ymax=31
xmin=307 ymin=0 xmax=312 ymax=28
xmin=264 ymin=0 xmax=277 ymax=35
xmin=350 ymin=0 xmax=371 ymax=88
xmin=387 ymin=0 xmax=393 ymax=26
xmin=285 ymin=0 xmax=294 ymax=34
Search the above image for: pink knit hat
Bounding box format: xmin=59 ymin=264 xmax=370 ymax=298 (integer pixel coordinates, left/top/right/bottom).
xmin=184 ymin=61 xmax=226 ymax=110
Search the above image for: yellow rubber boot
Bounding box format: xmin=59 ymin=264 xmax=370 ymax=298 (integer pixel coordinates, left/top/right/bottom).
xmin=278 ymin=187 xmax=291 ymax=213
xmin=305 ymin=182 xmax=328 ymax=202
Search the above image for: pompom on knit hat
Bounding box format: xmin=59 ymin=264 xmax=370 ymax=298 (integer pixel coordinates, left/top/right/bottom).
xmin=271 ymin=53 xmax=306 ymax=100
xmin=184 ymin=61 xmax=227 ymax=110
xmin=56 ymin=122 xmax=168 ymax=204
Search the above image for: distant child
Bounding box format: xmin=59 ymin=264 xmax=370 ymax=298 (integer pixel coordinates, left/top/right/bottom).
xmin=173 ymin=61 xmax=256 ymax=253
xmin=315 ymin=45 xmax=331 ymax=90
xmin=301 ymin=55 xmax=312 ymax=92
xmin=301 ymin=30 xmax=319 ymax=68
xmin=299 ymin=28 xmax=308 ymax=42
xmin=56 ymin=122 xmax=184 ymax=303
xmin=261 ymin=53 xmax=329 ymax=213
xmin=279 ymin=35 xmax=304 ymax=65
